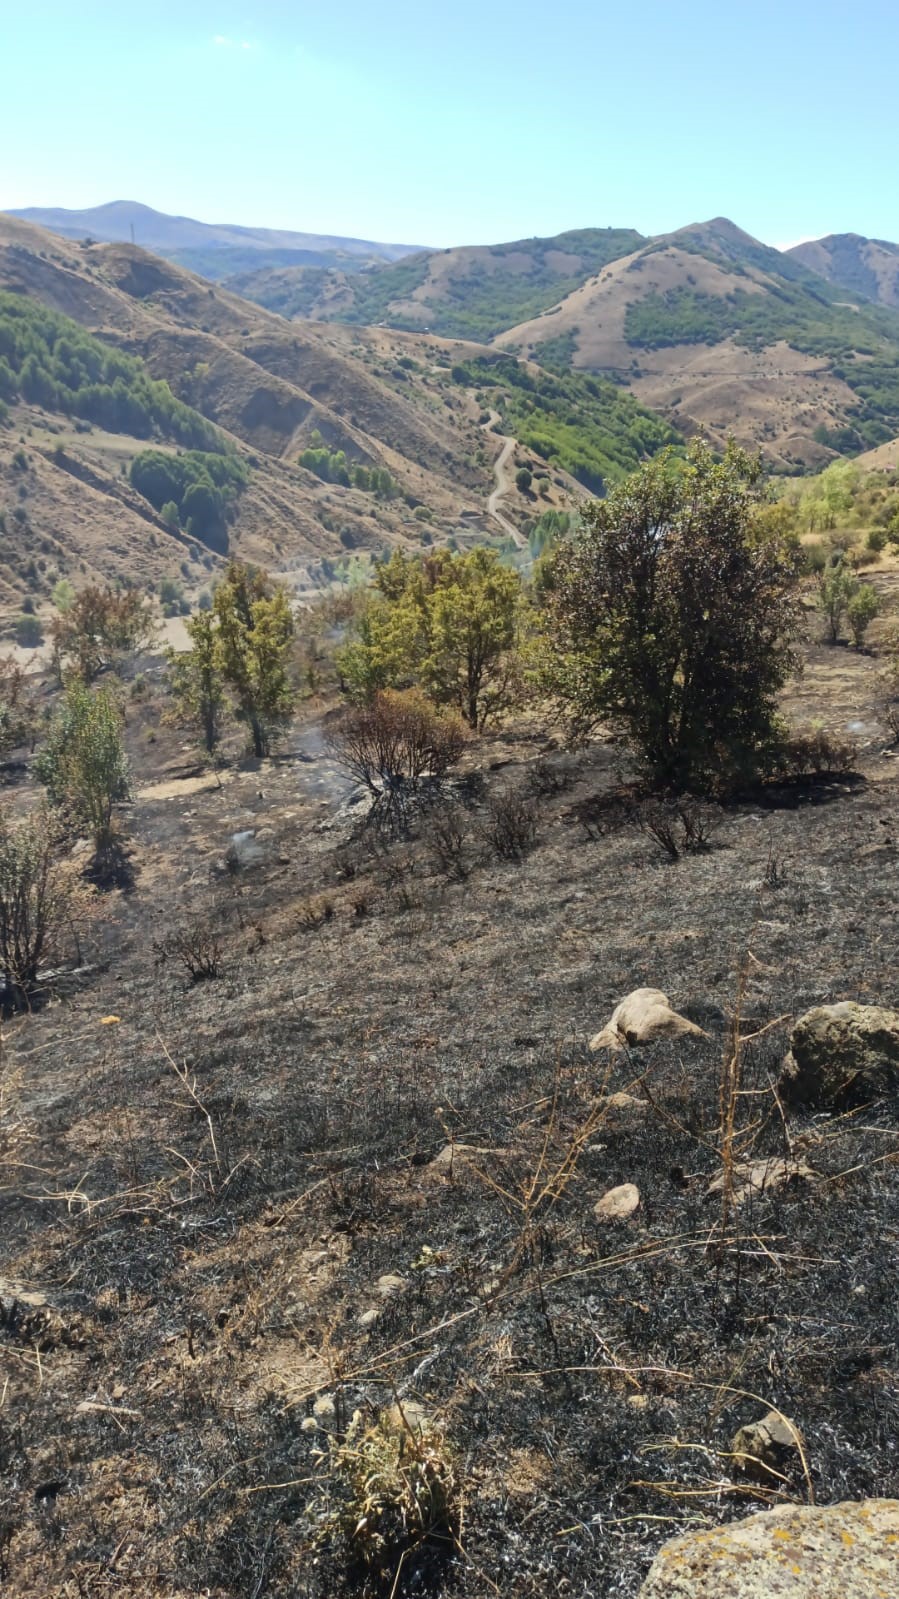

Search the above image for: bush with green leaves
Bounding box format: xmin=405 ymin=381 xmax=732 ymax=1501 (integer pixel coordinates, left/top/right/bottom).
xmin=847 ymin=583 xmax=879 ymax=648
xmin=0 ymin=292 xmax=222 ymax=448
xmin=816 ymin=556 xmax=860 ymax=644
xmin=539 ymin=440 xmax=801 ymax=791
xmin=166 ymin=612 xmax=227 ymax=755
xmin=213 ymin=562 xmax=295 ymax=757
xmin=36 ymin=680 xmax=131 ymax=856
xmin=339 ymin=547 xmax=525 ymax=730
xmin=129 ymin=450 xmax=248 ymax=552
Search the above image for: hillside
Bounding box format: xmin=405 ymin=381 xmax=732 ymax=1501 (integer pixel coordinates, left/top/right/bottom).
xmin=0 ymin=216 xmax=684 ymax=619
xmin=227 ymin=227 xmax=646 ymax=341
xmin=3 ymin=611 xmax=899 ymax=1598
xmin=8 ymin=200 xmax=422 ymax=280
xmin=493 ymin=218 xmax=899 ymax=468
xmin=787 ymin=233 xmax=899 ymax=309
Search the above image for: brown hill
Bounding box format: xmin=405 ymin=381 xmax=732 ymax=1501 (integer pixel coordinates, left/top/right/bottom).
xmin=0 ymin=216 xmax=584 ymax=620
xmin=787 ymin=233 xmax=899 ymax=309
xmin=493 ymin=219 xmax=899 ymax=469
xmin=226 ymin=227 xmax=646 ymax=342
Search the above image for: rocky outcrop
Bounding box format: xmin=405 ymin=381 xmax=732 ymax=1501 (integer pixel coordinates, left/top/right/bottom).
xmin=638 ymin=1498 xmax=899 ymax=1597
xmin=590 ymin=989 xmax=706 ymax=1053
xmin=779 ymin=1003 xmax=899 ymax=1109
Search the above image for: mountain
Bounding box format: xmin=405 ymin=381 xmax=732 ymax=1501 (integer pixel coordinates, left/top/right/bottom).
xmin=491 ymin=217 xmax=899 ymax=468
xmin=7 ymin=200 xmax=423 ymax=281
xmin=0 ymin=215 xmax=681 ymax=619
xmin=786 ymin=233 xmax=899 ymax=310
xmin=0 ymin=216 xmax=488 ymax=610
xmin=226 ymin=227 xmax=646 ymax=341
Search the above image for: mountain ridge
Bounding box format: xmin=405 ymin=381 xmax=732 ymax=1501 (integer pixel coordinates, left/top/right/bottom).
xmin=786 ymin=232 xmax=899 ymax=309
xmin=7 ymin=200 xmax=425 ymax=282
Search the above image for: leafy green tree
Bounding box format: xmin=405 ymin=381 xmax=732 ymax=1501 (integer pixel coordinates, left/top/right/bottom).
xmin=213 ymin=563 xmax=295 ymax=757
xmin=36 ymin=680 xmax=131 ymax=856
xmin=847 ymin=583 xmax=879 ymax=648
xmin=167 ymin=612 xmax=226 ymax=755
xmin=338 ymin=548 xmax=524 ymax=730
xmin=539 ymin=440 xmax=801 ymax=790
xmin=816 ymin=556 xmax=857 ymax=644
xmin=161 ymin=500 xmax=181 ymax=529
xmin=515 ymin=467 xmax=533 ymax=493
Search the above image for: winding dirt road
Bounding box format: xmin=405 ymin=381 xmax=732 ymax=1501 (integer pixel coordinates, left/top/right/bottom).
xmin=482 ymin=410 xmax=525 ymax=548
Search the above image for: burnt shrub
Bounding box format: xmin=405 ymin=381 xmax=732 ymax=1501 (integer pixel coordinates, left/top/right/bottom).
xmin=154 ymin=919 xmax=223 ymax=982
xmin=633 ymin=796 xmax=722 ymax=860
xmin=424 ymin=801 xmax=474 ymax=880
xmin=483 ymin=786 xmax=539 ymax=860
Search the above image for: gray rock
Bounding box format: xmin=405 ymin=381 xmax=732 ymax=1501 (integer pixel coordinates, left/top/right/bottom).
xmin=779 ymin=1002 xmax=899 ymax=1108
xmin=637 ymin=1498 xmax=899 ymax=1598
xmin=594 ymin=1182 xmax=641 ymax=1222
xmin=730 ymin=1410 xmax=805 ymax=1481
xmin=706 ymin=1157 xmax=815 ymax=1207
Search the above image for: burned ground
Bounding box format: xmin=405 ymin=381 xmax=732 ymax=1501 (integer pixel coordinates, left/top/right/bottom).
xmin=2 ymin=658 xmax=899 ymax=1597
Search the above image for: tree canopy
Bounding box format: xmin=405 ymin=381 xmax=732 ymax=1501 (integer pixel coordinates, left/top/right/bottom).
xmin=539 ymin=440 xmax=802 ymax=790
xmin=338 ymin=547 xmax=524 ymax=730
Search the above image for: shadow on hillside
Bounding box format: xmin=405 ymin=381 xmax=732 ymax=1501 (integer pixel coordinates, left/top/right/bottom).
xmin=746 ymin=770 xmax=867 ymax=810
xmin=86 ymin=838 xmax=137 ymax=893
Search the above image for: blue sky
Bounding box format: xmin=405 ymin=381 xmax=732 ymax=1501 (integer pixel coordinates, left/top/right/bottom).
xmin=4 ymin=0 xmax=898 ymax=249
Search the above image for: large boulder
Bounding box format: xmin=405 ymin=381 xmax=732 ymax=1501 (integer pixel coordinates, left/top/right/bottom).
xmin=638 ymin=1498 xmax=899 ymax=1598
xmin=779 ymin=1003 xmax=899 ymax=1109
xmin=590 ymin=989 xmax=706 ymax=1053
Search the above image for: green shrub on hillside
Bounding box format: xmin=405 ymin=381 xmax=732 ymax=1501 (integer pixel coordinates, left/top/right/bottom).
xmin=451 ymin=353 xmax=680 ymax=491
xmin=129 ymin=450 xmax=248 ymax=552
xmin=298 ymin=439 xmax=397 ymax=498
xmin=0 ymin=293 xmax=223 ymax=450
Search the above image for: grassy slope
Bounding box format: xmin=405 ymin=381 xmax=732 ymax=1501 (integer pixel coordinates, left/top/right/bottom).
xmin=228 ymin=229 xmax=646 ymax=340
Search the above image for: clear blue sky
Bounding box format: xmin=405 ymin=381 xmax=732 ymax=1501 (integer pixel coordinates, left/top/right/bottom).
xmin=4 ymin=0 xmax=898 ymax=249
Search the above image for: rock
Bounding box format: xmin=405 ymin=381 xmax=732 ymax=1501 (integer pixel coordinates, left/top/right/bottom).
xmin=428 ymin=1143 xmax=481 ymax=1173
xmin=594 ymin=1182 xmax=641 ymax=1222
xmin=730 ymin=1410 xmax=805 ymax=1481
xmin=382 ymin=1399 xmax=431 ymax=1436
xmin=357 ymin=1307 xmax=380 ymax=1330
xmin=599 ymin=1091 xmax=649 ymax=1123
xmin=590 ymin=989 xmax=707 ymax=1053
xmin=779 ymin=1003 xmax=899 ymax=1108
xmin=637 ymin=1498 xmax=899 ymax=1598
xmin=375 ymin=1273 xmax=406 ymax=1298
xmin=706 ymin=1157 xmax=816 ymax=1207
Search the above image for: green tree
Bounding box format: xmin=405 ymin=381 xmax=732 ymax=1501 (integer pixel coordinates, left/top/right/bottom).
xmin=338 ymin=548 xmax=524 ymax=730
xmin=213 ymin=563 xmax=295 ymax=758
xmin=816 ymin=556 xmax=857 ymax=644
xmin=847 ymin=583 xmax=879 ymax=649
xmin=166 ymin=612 xmax=226 ymax=755
xmin=36 ymin=680 xmax=131 ymax=857
xmin=515 ymin=467 xmax=533 ymax=493
xmin=538 ymin=440 xmax=801 ymax=790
